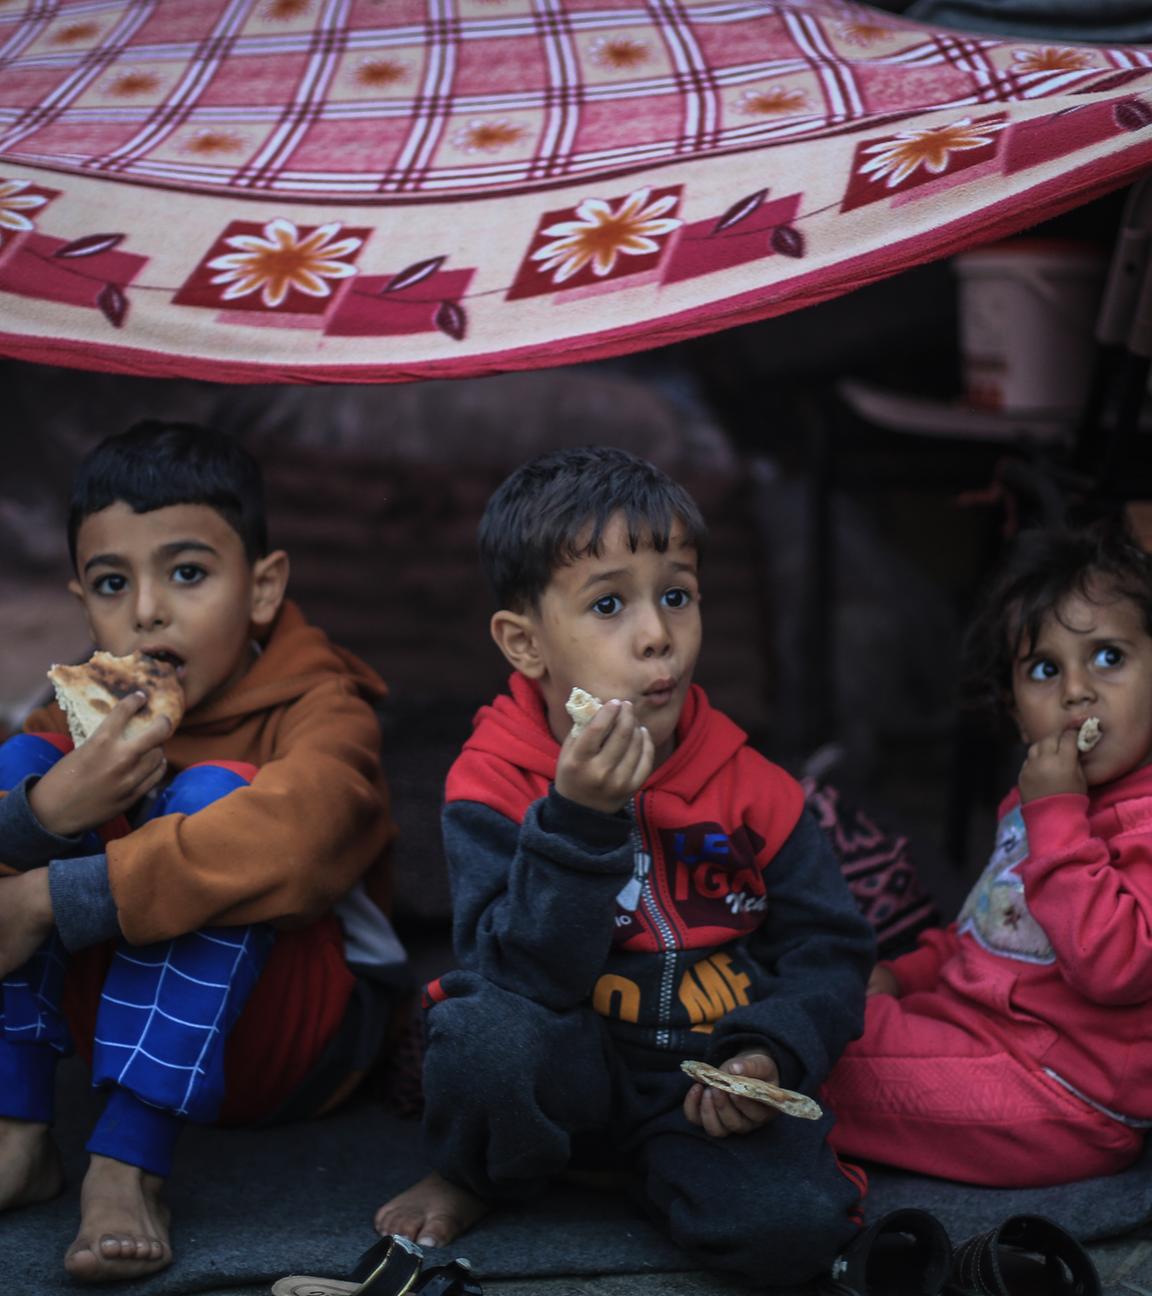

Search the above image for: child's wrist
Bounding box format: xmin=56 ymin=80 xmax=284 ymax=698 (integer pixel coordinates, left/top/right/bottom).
xmin=27 ymin=777 xmax=69 ymax=837
xmin=16 ymin=867 xmax=54 ymax=930
xmin=553 ymin=777 xmax=626 ymax=816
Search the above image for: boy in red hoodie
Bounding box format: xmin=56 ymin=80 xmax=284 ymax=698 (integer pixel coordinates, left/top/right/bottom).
xmin=0 ymin=422 xmax=402 ymax=1282
xmin=825 ymin=522 xmax=1152 ymax=1186
xmin=375 ymin=446 xmax=874 ymax=1285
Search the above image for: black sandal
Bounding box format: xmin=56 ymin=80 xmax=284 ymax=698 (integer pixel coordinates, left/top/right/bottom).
xmin=948 ymin=1215 xmax=1100 ymax=1296
xmin=271 ymin=1234 xmax=481 ymax=1296
xmin=822 ymin=1208 xmax=954 ymax=1296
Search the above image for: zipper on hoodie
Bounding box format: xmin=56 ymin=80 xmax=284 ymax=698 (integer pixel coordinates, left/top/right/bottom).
xmin=631 ymin=790 xmax=679 ymax=1049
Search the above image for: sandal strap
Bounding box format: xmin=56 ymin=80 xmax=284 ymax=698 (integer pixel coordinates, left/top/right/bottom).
xmin=349 ymin=1235 xmax=426 ymax=1296
xmin=413 ymin=1257 xmax=483 ymax=1296
xmin=822 ymin=1208 xmax=953 ymax=1296
xmin=951 ymin=1214 xmax=1100 ymax=1296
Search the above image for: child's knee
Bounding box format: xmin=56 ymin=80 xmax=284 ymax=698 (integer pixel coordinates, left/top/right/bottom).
xmin=0 ymin=733 xmax=73 ymax=791
xmin=423 ymin=992 xmax=525 ymax=1105
xmin=422 ymin=977 xmax=593 ymax=1110
xmin=153 ymin=761 xmax=258 ymax=817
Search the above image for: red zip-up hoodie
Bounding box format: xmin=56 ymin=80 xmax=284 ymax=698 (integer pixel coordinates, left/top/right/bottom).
xmin=889 ymin=763 xmax=1152 ymax=1125
xmin=431 ymin=674 xmax=874 ymax=1089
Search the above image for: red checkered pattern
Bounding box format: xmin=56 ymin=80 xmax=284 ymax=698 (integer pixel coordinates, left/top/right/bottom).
xmin=0 ymin=0 xmax=1148 ymax=381
xmin=2 ymin=0 xmax=1146 ymax=196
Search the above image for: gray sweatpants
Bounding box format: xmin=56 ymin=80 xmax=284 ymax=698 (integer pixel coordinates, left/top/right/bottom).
xmin=422 ymin=972 xmax=863 ymax=1285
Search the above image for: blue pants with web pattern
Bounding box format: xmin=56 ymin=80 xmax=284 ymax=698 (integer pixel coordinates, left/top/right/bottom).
xmin=0 ymin=734 xmax=274 ymax=1175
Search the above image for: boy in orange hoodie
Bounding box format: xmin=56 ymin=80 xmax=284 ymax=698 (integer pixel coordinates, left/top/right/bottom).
xmin=0 ymin=421 xmax=402 ymax=1283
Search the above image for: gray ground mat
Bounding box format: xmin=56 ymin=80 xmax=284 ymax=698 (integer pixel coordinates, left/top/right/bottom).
xmin=8 ymin=1059 xmax=1151 ymax=1295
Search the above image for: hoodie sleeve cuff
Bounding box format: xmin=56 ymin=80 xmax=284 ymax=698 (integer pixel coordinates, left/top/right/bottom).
xmin=538 ymin=787 xmax=632 ymax=852
xmin=1020 ymin=792 xmax=1092 ymax=861
xmin=47 ymin=855 xmax=120 ymax=951
xmin=0 ymin=776 xmax=88 ymax=870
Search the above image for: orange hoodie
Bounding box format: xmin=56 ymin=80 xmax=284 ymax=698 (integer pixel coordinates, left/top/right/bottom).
xmin=22 ymin=600 xmax=394 ymax=946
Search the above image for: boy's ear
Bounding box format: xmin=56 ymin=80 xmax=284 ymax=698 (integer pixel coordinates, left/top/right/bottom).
xmin=490 ymin=609 xmax=545 ymax=679
xmin=250 ymin=549 xmax=290 ymax=629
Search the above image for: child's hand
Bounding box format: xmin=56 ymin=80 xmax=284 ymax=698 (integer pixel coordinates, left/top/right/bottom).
xmin=0 ymin=870 xmax=54 ymax=979
xmin=28 ymin=694 xmax=172 ymax=837
xmin=555 ymin=699 xmax=654 ymax=815
xmin=683 ymin=1051 xmax=780 ymax=1137
xmin=867 ymin=965 xmax=901 ymax=997
xmin=1018 ymin=728 xmax=1087 ymax=804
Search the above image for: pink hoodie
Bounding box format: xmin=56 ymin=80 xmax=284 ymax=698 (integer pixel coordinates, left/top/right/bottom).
xmin=890 ymin=763 xmax=1152 ymax=1123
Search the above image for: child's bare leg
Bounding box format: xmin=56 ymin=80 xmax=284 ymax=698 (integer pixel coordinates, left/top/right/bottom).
xmin=0 ymin=1117 xmax=64 ymax=1211
xmin=63 ymin=1154 xmax=171 ymax=1283
xmin=373 ymin=1171 xmax=489 ymax=1247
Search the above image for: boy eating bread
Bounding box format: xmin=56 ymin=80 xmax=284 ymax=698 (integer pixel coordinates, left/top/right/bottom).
xmin=0 ymin=421 xmax=401 ymax=1283
xmin=374 ymin=446 xmax=874 ymax=1285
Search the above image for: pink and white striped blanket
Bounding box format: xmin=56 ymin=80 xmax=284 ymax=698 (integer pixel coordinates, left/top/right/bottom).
xmin=0 ymin=0 xmax=1149 ymax=382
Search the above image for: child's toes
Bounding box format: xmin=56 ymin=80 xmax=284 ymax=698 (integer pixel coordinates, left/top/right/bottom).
xmin=99 ymin=1233 xmax=158 ymax=1259
xmin=415 ymin=1212 xmax=458 ymax=1247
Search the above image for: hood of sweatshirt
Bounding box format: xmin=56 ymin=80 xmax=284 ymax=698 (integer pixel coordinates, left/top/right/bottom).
xmin=464 ymin=672 xmax=748 ymax=796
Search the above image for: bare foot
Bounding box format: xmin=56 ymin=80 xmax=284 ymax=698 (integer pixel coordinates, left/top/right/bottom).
xmin=373 ymin=1171 xmax=489 ymax=1248
xmin=64 ymin=1154 xmax=172 ymax=1283
xmin=0 ymin=1118 xmax=65 ymax=1212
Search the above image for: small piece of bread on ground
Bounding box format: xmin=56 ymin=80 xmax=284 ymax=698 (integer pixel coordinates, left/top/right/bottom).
xmin=681 ymin=1059 xmax=823 ymax=1120
xmin=47 ymin=651 xmax=184 ymax=747
xmin=565 ymin=686 xmax=603 ymax=734
xmin=1077 ymin=717 xmax=1102 ymax=753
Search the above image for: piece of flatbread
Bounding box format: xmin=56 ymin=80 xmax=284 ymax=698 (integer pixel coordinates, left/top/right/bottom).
xmin=1077 ymin=717 xmax=1102 ymax=754
xmin=565 ymin=686 xmax=603 ymax=734
xmin=48 ymin=650 xmax=184 ymax=746
xmin=681 ymin=1059 xmax=823 ymax=1121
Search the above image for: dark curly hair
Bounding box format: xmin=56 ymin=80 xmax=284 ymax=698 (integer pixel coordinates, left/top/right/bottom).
xmin=962 ymin=519 xmax=1152 ymax=719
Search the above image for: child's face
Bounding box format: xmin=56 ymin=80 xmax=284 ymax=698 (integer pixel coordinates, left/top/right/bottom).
xmin=1011 ymin=583 xmax=1152 ymax=787
xmin=69 ymin=502 xmax=287 ymax=714
xmin=512 ymin=512 xmax=702 ymax=766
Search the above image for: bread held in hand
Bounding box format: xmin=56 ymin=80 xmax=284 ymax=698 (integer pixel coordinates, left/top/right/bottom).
xmin=48 ymin=651 xmax=184 ymax=746
xmin=681 ymin=1059 xmax=823 ymax=1120
xmin=565 ymin=686 xmax=603 ymax=734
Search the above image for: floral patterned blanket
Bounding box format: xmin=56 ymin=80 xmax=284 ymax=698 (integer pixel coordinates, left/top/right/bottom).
xmin=0 ymin=0 xmax=1149 ymax=383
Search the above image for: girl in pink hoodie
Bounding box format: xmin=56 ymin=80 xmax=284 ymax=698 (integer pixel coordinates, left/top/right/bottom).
xmin=826 ymin=521 xmax=1152 ymax=1186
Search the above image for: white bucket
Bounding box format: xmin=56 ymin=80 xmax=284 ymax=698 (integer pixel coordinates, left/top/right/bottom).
xmin=953 ymin=239 xmax=1106 ymax=414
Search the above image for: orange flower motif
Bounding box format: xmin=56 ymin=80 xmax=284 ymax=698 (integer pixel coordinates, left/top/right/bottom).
xmin=452 ymin=119 xmax=525 ymax=153
xmin=860 ymin=117 xmax=1004 ymax=187
xmin=263 ymin=0 xmax=310 ymax=17
xmin=185 ymin=130 xmax=244 ymax=156
xmin=531 ymin=187 xmax=681 ymax=284
xmin=739 ymin=86 xmax=809 ymax=116
xmin=52 ymin=21 xmax=100 ymax=44
xmin=1012 ymin=46 xmax=1096 ymax=75
xmin=589 ymin=35 xmax=650 ymax=70
xmin=108 ymin=72 xmax=160 ymax=97
xmin=0 ymin=178 xmax=48 ymax=239
xmin=207 ymin=219 xmax=362 ymax=308
xmin=355 ymin=58 xmax=408 ymax=88
xmin=838 ymin=20 xmax=892 ymax=47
